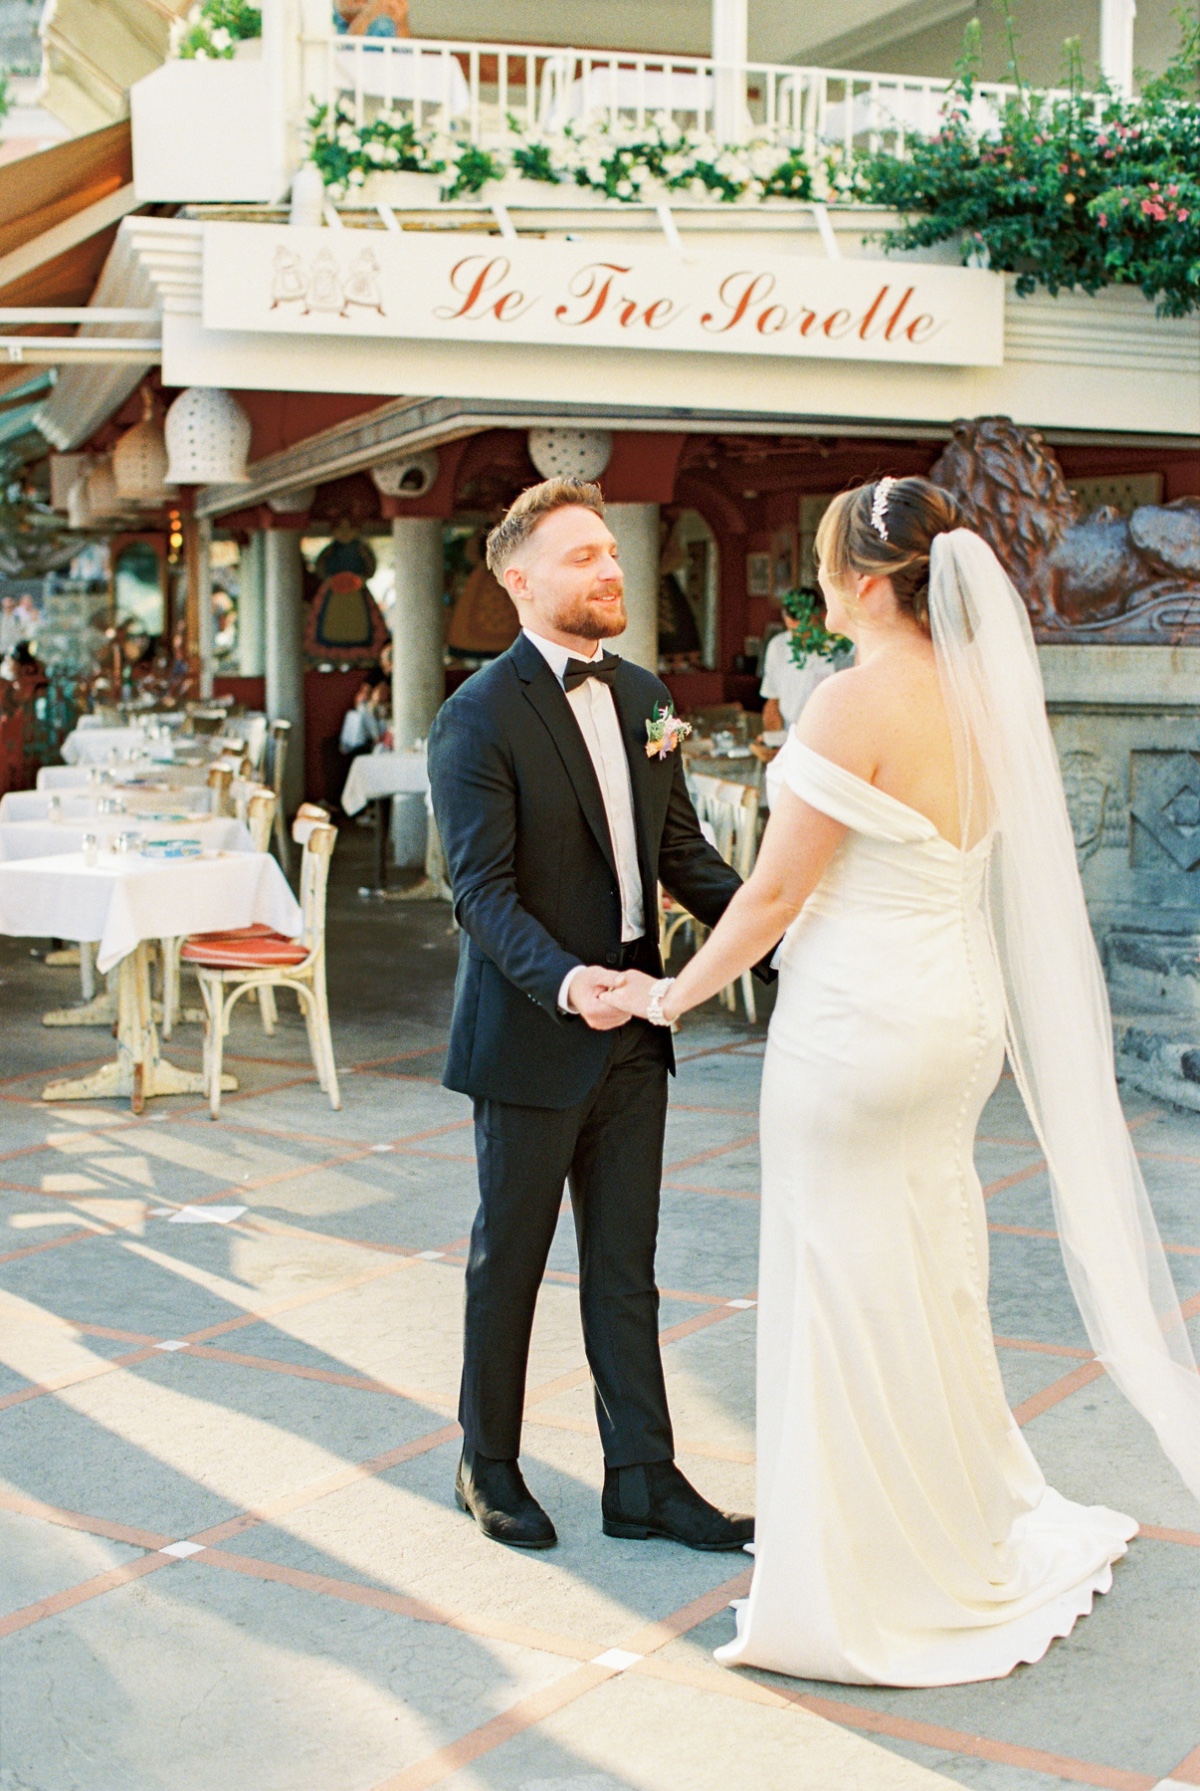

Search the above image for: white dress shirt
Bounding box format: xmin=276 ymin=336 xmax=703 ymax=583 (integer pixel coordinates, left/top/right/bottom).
xmin=521 ymin=627 xmax=645 ymax=1014
xmin=759 ymin=628 xmax=838 ymax=728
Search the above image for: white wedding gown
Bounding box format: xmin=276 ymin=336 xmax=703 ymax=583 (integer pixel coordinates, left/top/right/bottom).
xmin=715 ymin=736 xmax=1136 ymax=1688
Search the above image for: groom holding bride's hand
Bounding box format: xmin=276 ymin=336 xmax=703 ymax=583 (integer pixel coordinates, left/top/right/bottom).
xmin=429 ymin=477 xmax=767 ymax=1552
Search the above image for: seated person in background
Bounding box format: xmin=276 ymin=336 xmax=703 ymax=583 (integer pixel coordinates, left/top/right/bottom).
xmin=339 ymin=670 xmax=386 ymax=755
xmin=338 ymin=669 xmax=387 ymax=810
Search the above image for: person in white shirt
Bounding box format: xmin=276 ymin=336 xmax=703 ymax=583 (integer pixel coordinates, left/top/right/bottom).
xmin=760 ymin=599 xmax=841 ymax=733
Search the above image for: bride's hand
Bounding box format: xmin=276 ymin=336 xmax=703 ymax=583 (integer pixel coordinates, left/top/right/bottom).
xmin=600 ymin=969 xmax=657 ymax=1018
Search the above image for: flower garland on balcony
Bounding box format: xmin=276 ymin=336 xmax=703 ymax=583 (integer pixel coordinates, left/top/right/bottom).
xmin=170 ymin=0 xmax=261 ymax=59
xmin=306 ymin=101 xmax=814 ymax=204
xmin=855 ymin=14 xmax=1200 ymax=317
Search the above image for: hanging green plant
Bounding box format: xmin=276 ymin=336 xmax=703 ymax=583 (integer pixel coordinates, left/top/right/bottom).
xmin=780 ymin=589 xmax=851 ymax=666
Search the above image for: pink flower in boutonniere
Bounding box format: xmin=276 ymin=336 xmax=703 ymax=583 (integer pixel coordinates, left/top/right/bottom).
xmin=645 ymin=703 xmax=693 ymax=760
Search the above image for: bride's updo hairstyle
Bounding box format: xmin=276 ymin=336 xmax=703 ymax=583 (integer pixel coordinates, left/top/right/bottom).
xmin=815 ymin=476 xmax=963 ymax=628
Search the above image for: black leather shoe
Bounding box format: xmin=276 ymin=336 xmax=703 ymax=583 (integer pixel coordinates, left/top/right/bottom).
xmin=455 ymin=1449 xmax=557 ymax=1550
xmin=602 ymin=1461 xmax=754 ymax=1551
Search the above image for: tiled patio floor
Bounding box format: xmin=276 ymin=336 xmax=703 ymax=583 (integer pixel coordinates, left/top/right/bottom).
xmin=1 ymin=835 xmax=1197 ymax=1791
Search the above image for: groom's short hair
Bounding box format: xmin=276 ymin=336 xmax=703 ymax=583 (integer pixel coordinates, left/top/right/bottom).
xmin=486 ymin=478 xmax=605 ymax=577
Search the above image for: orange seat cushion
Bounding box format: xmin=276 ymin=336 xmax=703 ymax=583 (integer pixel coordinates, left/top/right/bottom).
xmin=181 ymin=927 xmax=308 ymax=968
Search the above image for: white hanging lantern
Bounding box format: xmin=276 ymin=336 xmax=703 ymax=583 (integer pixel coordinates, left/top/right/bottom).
xmin=83 ymin=456 xmax=123 ymax=521
xmin=527 ymin=428 xmax=613 ymax=482
xmin=112 ymin=388 xmax=171 ymax=502
xmin=370 ymin=450 xmax=439 ymax=498
xmin=266 ymin=484 xmax=318 ymax=514
xmin=164 ymin=387 xmax=252 ymax=484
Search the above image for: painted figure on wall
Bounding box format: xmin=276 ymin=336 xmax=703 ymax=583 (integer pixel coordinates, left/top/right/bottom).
xmin=446 ymin=531 xmax=519 ymax=655
xmin=304 ymin=519 xmax=390 ymax=665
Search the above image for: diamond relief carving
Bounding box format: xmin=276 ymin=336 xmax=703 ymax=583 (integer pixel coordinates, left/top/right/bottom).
xmin=1130 ymin=751 xmax=1200 ymax=871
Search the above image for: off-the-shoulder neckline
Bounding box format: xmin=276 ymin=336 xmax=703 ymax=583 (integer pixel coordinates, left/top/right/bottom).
xmin=785 ymin=736 xmax=985 ymax=854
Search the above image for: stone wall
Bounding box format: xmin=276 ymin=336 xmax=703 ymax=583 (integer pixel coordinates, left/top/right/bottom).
xmin=1041 ymin=644 xmax=1200 ymax=1109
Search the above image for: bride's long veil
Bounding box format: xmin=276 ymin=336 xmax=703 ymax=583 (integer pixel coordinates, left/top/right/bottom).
xmin=930 ymin=528 xmax=1200 ymax=1500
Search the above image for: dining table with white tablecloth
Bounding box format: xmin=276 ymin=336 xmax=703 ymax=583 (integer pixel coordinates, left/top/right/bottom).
xmin=340 ymin=746 xmax=430 ymax=814
xmin=0 ymin=847 xmax=302 ymax=1110
xmin=37 ymin=762 xmax=215 ymax=791
xmin=1 ymin=786 xmax=214 ymax=822
xmin=0 ymin=815 xmax=251 ymax=864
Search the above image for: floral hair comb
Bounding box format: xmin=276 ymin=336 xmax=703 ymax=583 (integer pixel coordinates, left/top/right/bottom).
xmin=871 ymin=477 xmax=896 ymax=542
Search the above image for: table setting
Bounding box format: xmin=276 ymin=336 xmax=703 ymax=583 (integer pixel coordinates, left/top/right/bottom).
xmin=0 ymin=843 xmax=301 ymax=1111
xmin=0 ymin=812 xmax=251 ymax=863
xmin=0 ymin=785 xmax=213 ymax=823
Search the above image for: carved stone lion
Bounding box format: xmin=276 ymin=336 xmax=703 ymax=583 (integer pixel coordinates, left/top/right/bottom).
xmin=929 ymin=416 xmax=1200 ymax=642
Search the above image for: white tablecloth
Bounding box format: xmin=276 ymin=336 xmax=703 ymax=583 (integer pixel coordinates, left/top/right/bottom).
xmin=341 ymin=748 xmax=429 ymax=816
xmin=0 ymin=817 xmax=251 ymax=863
xmin=0 ymin=851 xmax=301 ymax=973
xmin=38 ymin=763 xmax=213 ymax=792
xmin=60 ymin=726 xmax=152 ymax=764
xmin=2 ymin=786 xmax=213 ymax=823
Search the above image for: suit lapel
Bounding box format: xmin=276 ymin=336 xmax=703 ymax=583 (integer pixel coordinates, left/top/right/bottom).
xmin=611 ymin=666 xmax=666 ymax=898
xmin=512 ymin=635 xmax=618 ymax=881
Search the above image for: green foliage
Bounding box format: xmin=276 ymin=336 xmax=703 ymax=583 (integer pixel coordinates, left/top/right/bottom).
xmin=307 ymin=106 xmax=816 ymax=205
xmin=0 ymin=73 xmax=10 ymax=126
xmin=858 ymin=8 xmax=1200 ymax=316
xmin=780 ymin=590 xmax=851 ymax=666
xmin=759 ymin=147 xmax=815 ymax=200
xmin=173 ymin=0 xmax=261 ymax=59
xmin=305 ymin=101 xmax=504 ymax=199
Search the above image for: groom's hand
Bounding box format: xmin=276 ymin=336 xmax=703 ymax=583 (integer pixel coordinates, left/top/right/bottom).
xmin=568 ymin=965 xmax=630 ymax=1031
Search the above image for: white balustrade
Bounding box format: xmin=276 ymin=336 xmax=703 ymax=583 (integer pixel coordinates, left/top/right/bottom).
xmin=302 ymin=31 xmax=1093 ymax=162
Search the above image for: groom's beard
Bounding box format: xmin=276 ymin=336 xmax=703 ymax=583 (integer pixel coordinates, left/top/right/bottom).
xmin=550 ymin=584 xmax=627 ymax=641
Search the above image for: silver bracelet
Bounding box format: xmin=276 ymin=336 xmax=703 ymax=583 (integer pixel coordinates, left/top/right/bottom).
xmin=646 ymin=977 xmax=676 ymax=1027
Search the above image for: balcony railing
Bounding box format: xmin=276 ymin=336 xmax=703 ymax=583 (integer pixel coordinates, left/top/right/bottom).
xmin=303 ymin=33 xmax=1088 ymax=163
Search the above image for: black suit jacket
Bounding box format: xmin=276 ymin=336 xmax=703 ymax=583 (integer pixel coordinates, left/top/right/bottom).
xmin=428 ymin=632 xmax=751 ymax=1109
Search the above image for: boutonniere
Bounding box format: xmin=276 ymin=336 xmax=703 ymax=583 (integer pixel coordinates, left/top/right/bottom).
xmin=645 ymin=703 xmax=693 ymax=760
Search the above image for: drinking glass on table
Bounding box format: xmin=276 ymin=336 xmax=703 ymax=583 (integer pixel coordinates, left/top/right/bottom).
xmin=47 ymin=794 xmax=61 ymax=822
xmin=81 ymin=832 xmax=98 ymax=867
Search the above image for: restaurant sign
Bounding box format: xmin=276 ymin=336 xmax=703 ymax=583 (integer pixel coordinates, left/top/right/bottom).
xmin=202 ymin=224 xmax=1005 ymax=368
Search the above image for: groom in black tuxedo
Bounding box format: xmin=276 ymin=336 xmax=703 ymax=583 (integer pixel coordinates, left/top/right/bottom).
xmin=428 ymin=477 xmax=758 ymax=1552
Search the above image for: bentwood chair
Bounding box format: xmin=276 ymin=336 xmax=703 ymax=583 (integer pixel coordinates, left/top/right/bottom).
xmin=183 ymin=812 xmax=340 ymax=1118
xmin=160 ymin=787 xmax=279 ymax=1040
xmin=269 ymin=719 xmax=292 ymax=874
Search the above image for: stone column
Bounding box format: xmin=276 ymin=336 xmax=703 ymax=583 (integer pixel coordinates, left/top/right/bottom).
xmin=607 ymin=502 xmax=659 ymax=674
xmin=238 ymin=529 xmax=266 ymax=679
xmin=391 ymin=515 xmax=445 ymax=866
xmin=264 ymin=527 xmax=305 ymax=813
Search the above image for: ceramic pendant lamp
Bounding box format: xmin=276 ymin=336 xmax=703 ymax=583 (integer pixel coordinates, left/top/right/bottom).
xmin=112 ymin=388 xmax=172 ymax=502
xmin=164 ymin=387 xmax=252 ymax=484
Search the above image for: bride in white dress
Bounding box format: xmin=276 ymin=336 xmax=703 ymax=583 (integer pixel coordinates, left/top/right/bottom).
xmin=605 ymin=476 xmax=1200 ymax=1687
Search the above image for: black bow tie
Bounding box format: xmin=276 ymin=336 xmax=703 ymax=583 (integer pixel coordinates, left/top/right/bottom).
xmin=562 ymin=652 xmax=621 ymax=693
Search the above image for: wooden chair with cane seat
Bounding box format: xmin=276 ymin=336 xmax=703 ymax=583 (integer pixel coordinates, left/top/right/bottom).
xmin=207 ymin=761 xmax=234 ymax=817
xmin=182 ymin=810 xmax=340 ymax=1118
xmin=160 ymin=786 xmax=280 ymax=1040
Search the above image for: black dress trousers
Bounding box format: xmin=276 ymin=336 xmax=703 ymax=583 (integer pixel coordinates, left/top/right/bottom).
xmin=460 ymin=1012 xmax=675 ymax=1468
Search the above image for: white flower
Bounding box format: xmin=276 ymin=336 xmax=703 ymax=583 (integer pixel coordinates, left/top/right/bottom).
xmin=210 ymin=25 xmax=231 ymax=49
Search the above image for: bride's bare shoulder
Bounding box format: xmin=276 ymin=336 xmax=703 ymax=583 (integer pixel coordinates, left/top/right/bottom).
xmin=793 ymin=663 xmax=878 ymax=781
